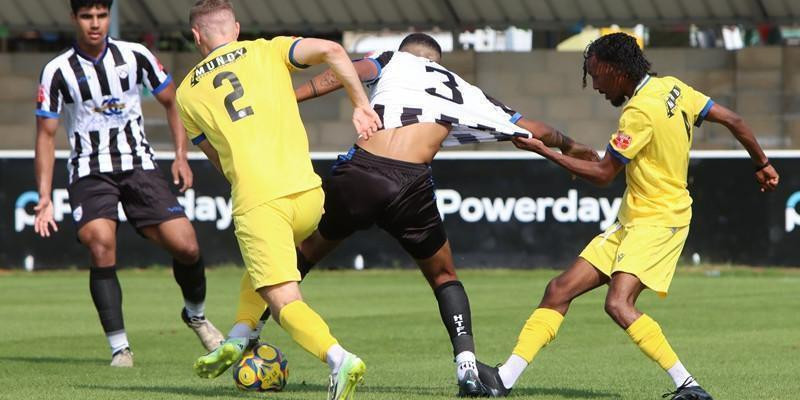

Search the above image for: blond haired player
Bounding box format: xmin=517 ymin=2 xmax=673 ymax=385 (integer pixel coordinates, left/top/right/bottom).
xmin=175 ymin=1 xmax=381 ymax=399
xmin=479 ymin=33 xmax=779 ymax=399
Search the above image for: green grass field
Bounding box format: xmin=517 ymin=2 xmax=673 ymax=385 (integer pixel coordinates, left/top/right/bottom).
xmin=1 ymin=266 xmax=798 ymax=400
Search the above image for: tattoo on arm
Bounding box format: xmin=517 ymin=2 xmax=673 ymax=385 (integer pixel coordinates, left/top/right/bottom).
xmin=556 ymin=130 xmax=574 ymax=149
xmin=309 ymin=79 xmax=318 ymax=98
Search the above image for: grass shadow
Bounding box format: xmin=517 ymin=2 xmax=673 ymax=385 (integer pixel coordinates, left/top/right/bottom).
xmin=512 ymin=386 xmax=622 ymax=399
xmin=0 ymin=355 xmax=106 ymax=365
xmin=75 ymin=382 xmax=329 ymax=398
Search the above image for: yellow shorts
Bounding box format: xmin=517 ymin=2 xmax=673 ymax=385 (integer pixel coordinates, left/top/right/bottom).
xmin=234 ymin=187 xmax=324 ymax=289
xmin=579 ymin=222 xmax=689 ymax=297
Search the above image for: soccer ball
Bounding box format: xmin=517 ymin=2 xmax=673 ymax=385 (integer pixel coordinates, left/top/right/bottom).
xmin=231 ymin=343 xmax=289 ymax=392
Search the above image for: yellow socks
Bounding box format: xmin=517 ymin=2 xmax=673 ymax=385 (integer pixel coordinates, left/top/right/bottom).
xmin=279 ymin=300 xmax=338 ymax=362
xmin=233 ymin=271 xmax=267 ymax=329
xmin=626 ymin=314 xmax=679 ymax=370
xmin=511 ymin=308 xmax=564 ymax=362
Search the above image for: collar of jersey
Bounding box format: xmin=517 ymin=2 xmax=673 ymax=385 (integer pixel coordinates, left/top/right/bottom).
xmin=208 ymin=41 xmax=236 ymax=57
xmin=632 ymin=74 xmax=651 ymax=97
xmin=73 ymin=36 xmax=110 ymax=65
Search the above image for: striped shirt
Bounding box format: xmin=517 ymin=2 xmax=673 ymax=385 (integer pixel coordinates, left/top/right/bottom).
xmin=36 ymin=37 xmax=171 ymax=183
xmin=365 ymin=51 xmax=531 ymax=147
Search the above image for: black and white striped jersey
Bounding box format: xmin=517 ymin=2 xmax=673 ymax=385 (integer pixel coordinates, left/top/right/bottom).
xmin=36 ymin=37 xmax=171 ymax=183
xmin=364 ymin=51 xmax=531 ymax=147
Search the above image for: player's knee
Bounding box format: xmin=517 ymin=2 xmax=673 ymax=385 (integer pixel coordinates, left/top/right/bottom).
xmin=603 ymin=297 xmax=630 ymax=321
xmin=85 ymin=237 xmax=115 ymax=260
xmin=542 ymin=277 xmax=570 ymax=305
xmin=173 ymin=240 xmax=200 ymax=264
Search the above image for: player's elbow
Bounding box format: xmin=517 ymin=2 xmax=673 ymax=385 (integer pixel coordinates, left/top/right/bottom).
xmin=321 ymin=41 xmax=346 ymax=62
xmin=591 ymin=166 xmax=617 ymax=187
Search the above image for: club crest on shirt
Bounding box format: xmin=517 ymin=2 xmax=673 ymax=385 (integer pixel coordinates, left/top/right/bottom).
xmin=116 ymin=64 xmax=129 ymax=79
xmin=613 ymin=132 xmax=632 ymax=150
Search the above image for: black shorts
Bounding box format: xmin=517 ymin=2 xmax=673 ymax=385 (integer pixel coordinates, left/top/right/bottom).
xmin=67 ymin=168 xmax=186 ymax=236
xmin=318 ymin=145 xmax=446 ymax=260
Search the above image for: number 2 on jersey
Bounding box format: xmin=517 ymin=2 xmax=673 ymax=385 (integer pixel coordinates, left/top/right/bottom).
xmin=213 ymin=71 xmax=254 ymax=122
xmin=425 ymin=66 xmax=463 ymax=104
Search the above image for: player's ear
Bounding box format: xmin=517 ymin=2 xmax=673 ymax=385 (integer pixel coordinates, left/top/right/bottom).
xmin=191 ymin=27 xmax=201 ymax=48
xmin=234 ymin=21 xmax=240 ymax=39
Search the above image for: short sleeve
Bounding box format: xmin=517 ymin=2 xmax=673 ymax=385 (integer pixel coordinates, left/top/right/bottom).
xmin=131 ymin=43 xmax=172 ymax=94
xmin=35 ymin=64 xmax=66 ymax=119
xmin=269 ymin=36 xmax=308 ymax=72
xmin=688 ymin=86 xmax=713 ymax=127
xmin=177 ymin=99 xmax=204 ymax=145
xmin=362 ymin=51 xmax=393 ymax=84
xmin=607 ymin=107 xmax=653 ymax=164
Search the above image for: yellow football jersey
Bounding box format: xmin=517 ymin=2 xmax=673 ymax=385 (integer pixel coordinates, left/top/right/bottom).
xmin=176 ymin=37 xmax=321 ymax=215
xmin=607 ymin=75 xmax=713 ymax=227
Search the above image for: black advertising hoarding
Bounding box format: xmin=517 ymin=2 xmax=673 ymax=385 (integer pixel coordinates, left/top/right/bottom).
xmin=1 ymin=151 xmax=798 ymax=269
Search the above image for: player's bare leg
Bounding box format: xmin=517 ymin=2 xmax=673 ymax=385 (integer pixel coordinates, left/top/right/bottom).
xmin=416 ymin=241 xmax=484 ymax=397
xmin=606 ymin=272 xmax=713 ymax=399
xmin=79 ymin=219 xmax=131 ymax=366
xmin=480 ymin=257 xmax=609 ymax=396
xmin=141 ymin=218 xmax=222 ymax=351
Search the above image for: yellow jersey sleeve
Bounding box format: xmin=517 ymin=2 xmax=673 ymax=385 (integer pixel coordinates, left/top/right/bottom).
xmin=264 ymin=36 xmax=310 ymax=72
xmin=685 ymin=84 xmax=714 ymax=128
xmin=608 ymin=107 xmax=653 ymax=164
xmin=176 ymin=100 xmax=204 ymax=144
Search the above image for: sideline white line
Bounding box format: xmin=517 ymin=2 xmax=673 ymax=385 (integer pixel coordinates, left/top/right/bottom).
xmin=1 ymin=149 xmax=798 ymax=160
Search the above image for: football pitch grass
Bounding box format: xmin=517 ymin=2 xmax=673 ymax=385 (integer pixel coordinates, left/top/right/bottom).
xmin=1 ymin=266 xmax=798 ymax=400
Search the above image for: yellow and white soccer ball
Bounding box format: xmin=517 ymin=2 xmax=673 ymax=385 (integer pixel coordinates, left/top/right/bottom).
xmin=232 ymin=343 xmax=289 ymax=392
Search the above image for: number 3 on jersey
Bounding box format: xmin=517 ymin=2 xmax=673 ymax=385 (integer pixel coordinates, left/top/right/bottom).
xmin=425 ymin=66 xmax=463 ymax=104
xmin=213 ymin=71 xmax=254 ymax=122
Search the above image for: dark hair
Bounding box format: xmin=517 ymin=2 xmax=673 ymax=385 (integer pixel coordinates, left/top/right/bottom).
xmin=70 ymin=0 xmax=113 ymax=14
xmin=582 ymin=32 xmax=650 ymax=88
xmin=399 ymin=33 xmax=442 ymax=57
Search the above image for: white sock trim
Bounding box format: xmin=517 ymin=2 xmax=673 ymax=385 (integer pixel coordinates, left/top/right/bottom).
xmin=667 ymin=361 xmax=699 ymax=388
xmin=227 ymin=322 xmax=252 ymax=339
xmin=455 ymin=351 xmax=477 ymax=380
xmin=326 ymin=344 xmax=346 ymax=374
xmin=498 ymin=354 xmax=528 ymax=389
xmin=107 ymin=330 xmax=129 ymax=355
xmin=184 ymin=301 xmax=205 ymax=318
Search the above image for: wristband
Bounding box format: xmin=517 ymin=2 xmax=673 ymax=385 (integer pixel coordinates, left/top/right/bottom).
xmin=754 ymin=160 xmax=770 ymax=172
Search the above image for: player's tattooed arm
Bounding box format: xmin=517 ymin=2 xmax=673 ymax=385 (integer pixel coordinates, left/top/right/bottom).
xmin=295 ymin=59 xmax=379 ymax=103
xmin=514 ymin=117 xmax=600 ymax=161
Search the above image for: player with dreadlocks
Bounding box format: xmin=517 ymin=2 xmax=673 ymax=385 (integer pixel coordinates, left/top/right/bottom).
xmin=476 ymin=32 xmax=778 ymax=399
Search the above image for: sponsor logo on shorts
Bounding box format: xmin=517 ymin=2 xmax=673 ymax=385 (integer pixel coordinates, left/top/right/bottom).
xmin=72 ymin=205 xmax=83 ymax=222
xmin=786 ymin=191 xmax=800 ymax=233
xmin=167 ymin=205 xmax=184 ymax=213
xmin=613 ymin=132 xmax=632 ymax=150
xmin=617 ymin=253 xmax=625 ymax=262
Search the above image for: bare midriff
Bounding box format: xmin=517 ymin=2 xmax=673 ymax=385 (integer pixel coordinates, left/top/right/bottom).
xmin=355 ymin=122 xmax=449 ymax=164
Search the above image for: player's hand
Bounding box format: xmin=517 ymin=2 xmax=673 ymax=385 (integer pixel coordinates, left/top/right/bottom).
xmin=171 ymin=157 xmax=193 ymax=192
xmin=563 ymin=142 xmax=600 ymax=162
xmin=352 ymin=105 xmax=382 ymax=140
xmin=755 ymin=164 xmax=779 ymax=192
xmin=512 ymin=136 xmax=547 ymax=154
xmin=33 ymin=197 xmax=58 ymax=238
